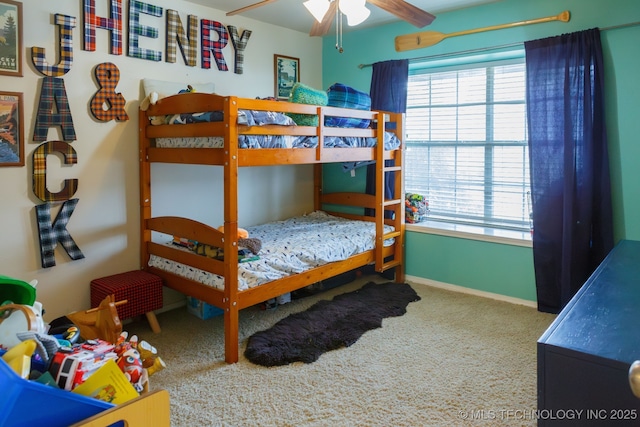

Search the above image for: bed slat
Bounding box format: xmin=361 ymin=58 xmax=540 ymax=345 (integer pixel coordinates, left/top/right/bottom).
xmin=147 ymin=216 xmax=224 ymax=248
xmin=148 ymin=242 xmax=225 ymax=277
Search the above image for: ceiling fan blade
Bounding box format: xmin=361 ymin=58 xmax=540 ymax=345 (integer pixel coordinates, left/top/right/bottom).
xmin=309 ymin=1 xmax=337 ymax=37
xmin=366 ymin=0 xmax=436 ymax=28
xmin=227 ymin=0 xmax=280 ymax=16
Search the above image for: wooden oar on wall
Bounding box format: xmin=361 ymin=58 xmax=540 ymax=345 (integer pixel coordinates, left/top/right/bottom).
xmin=395 ymin=10 xmax=571 ymax=52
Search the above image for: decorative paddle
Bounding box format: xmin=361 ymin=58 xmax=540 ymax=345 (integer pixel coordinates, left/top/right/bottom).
xmin=395 ymin=10 xmax=571 ymax=52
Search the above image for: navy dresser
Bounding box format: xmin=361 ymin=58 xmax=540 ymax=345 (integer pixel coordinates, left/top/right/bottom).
xmin=538 ymin=240 xmax=640 ymax=426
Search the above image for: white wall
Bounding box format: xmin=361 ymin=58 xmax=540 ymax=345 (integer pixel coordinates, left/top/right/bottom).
xmin=0 ymin=0 xmax=321 ymax=320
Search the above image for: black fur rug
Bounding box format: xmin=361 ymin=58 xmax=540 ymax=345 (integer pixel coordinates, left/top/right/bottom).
xmin=244 ymin=281 xmax=421 ymax=366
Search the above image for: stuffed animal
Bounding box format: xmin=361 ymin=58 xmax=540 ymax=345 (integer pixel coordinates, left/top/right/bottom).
xmin=215 ymin=226 xmax=262 ymax=255
xmin=140 ymin=85 xmax=196 ymax=125
xmin=140 ymin=91 xmax=161 ymax=112
xmin=137 ymin=339 xmax=166 ymax=376
xmin=140 ymin=85 xmax=195 ymax=111
xmin=114 ymin=332 xmax=165 ymax=380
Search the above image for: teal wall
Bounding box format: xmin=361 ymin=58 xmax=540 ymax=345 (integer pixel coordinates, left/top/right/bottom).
xmin=322 ymin=0 xmax=640 ymax=302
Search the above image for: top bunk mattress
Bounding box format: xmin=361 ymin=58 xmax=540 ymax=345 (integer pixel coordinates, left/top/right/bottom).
xmin=149 ymin=105 xmax=401 ymax=150
xmin=148 ymin=211 xmax=394 ymax=291
xmin=154 ymin=132 xmax=401 ymax=150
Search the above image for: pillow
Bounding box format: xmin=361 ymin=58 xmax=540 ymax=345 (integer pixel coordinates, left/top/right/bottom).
xmin=142 ymin=78 xmax=218 ymax=123
xmin=324 ymin=83 xmax=371 ymax=129
xmin=287 ymin=82 xmax=328 ymax=126
xmin=142 ymin=78 xmax=215 ymax=99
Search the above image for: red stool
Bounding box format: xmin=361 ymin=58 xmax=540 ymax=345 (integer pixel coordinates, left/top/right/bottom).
xmin=90 ymin=270 xmax=163 ymax=333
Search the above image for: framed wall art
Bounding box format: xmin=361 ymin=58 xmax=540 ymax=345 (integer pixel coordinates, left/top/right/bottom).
xmin=0 ymin=91 xmax=23 ymax=166
xmin=274 ymin=54 xmax=299 ymax=100
xmin=0 ymin=0 xmax=22 ymax=77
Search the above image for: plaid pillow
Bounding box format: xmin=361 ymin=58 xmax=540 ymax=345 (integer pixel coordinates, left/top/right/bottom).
xmin=325 ymin=83 xmax=371 ymax=128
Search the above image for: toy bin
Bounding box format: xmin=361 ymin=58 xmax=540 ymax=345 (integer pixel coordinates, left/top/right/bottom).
xmin=0 ymin=357 xmax=114 ymax=427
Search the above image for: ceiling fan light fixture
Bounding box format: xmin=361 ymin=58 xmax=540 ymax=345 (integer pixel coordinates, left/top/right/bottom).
xmin=338 ymin=0 xmax=370 ymax=26
xmin=303 ymin=0 xmax=330 ymax=23
xmin=345 ymin=6 xmax=370 ymax=26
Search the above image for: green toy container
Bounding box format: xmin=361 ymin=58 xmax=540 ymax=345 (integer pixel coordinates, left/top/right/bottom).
xmin=0 ymin=275 xmax=36 ymax=306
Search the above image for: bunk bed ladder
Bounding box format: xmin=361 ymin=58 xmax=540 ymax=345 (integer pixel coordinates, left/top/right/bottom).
xmin=375 ymin=112 xmax=405 ymax=282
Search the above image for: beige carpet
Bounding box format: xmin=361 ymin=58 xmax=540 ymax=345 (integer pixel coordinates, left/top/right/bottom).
xmin=127 ymin=276 xmax=555 ymax=427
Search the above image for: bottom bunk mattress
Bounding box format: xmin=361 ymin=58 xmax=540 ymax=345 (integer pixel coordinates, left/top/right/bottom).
xmin=148 ymin=211 xmax=394 ymax=291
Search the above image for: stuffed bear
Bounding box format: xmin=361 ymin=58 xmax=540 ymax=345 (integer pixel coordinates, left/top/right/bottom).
xmin=140 ymin=85 xmax=196 ymax=125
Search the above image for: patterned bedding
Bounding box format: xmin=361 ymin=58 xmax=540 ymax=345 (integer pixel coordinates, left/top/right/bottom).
xmin=148 ymin=211 xmax=394 ymax=291
xmin=157 ymin=109 xmax=295 ymax=127
xmin=151 ymin=108 xmax=401 ymax=149
xmin=155 ymin=131 xmax=401 ymax=149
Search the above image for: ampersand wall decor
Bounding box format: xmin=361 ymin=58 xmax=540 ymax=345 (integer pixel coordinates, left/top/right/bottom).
xmin=90 ymin=62 xmax=129 ymax=122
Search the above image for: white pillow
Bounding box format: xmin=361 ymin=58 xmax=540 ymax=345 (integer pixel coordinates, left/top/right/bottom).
xmin=142 ymin=78 xmax=215 ymax=98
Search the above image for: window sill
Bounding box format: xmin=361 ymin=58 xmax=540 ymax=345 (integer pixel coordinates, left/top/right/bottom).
xmin=406 ymin=220 xmax=533 ymax=248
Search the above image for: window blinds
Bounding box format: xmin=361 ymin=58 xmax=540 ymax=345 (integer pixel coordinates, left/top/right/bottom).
xmin=405 ymin=60 xmax=531 ymax=232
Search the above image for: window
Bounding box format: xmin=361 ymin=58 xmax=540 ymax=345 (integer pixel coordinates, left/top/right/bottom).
xmin=405 ymin=58 xmax=531 ymax=235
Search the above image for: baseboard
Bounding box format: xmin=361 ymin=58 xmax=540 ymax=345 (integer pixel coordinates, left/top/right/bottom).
xmin=146 ymin=278 xmax=538 ymax=313
xmin=406 ymin=275 xmax=537 ymax=308
xmin=156 ymin=300 xmax=186 ymax=314
xmin=120 ymin=300 xmax=186 ymax=328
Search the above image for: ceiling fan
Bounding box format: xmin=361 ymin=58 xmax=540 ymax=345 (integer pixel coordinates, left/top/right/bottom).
xmin=226 ymin=0 xmax=436 ymax=37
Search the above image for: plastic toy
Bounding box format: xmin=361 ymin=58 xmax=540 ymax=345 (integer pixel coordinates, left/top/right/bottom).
xmin=1 ymin=339 xmax=37 ymax=378
xmin=137 ymin=339 xmax=166 ymax=376
xmin=113 ymin=332 xmax=165 ymax=392
xmin=0 ymin=275 xmax=37 ymax=306
xmin=47 ymin=339 xmax=117 ymax=390
xmin=15 ymin=331 xmax=61 ymax=369
xmin=117 ymin=348 xmax=143 ymax=384
xmin=0 ymin=302 xmax=46 ymax=350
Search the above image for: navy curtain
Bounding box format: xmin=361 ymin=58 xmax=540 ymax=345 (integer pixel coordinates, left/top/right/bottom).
xmin=365 ymin=59 xmax=409 ymax=217
xmin=525 ymin=29 xmax=614 ymax=313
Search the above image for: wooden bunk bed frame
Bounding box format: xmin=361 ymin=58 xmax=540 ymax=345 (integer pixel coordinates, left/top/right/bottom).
xmin=139 ymin=92 xmax=405 ymax=363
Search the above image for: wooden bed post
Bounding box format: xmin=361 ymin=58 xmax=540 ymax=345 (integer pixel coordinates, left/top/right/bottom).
xmin=393 ymin=112 xmax=406 ymax=283
xmin=314 ymin=164 xmax=322 ymax=211
xmin=314 ymin=105 xmax=324 ymax=212
xmin=139 ymin=109 xmax=152 ymax=270
xmin=223 ymin=96 xmax=241 ymax=363
xmin=375 ymin=112 xmax=385 ymax=274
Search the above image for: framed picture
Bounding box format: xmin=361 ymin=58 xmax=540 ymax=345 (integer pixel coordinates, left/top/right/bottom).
xmin=274 ymin=54 xmax=300 ymax=100
xmin=0 ymin=0 xmax=22 ymax=77
xmin=0 ymin=91 xmax=23 ymax=166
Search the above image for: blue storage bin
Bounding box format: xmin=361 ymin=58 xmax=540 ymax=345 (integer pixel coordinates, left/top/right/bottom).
xmin=186 ymin=296 xmax=224 ymax=320
xmin=0 ymin=357 xmax=114 ymax=427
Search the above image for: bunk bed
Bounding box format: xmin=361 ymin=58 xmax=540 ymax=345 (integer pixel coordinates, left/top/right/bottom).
xmin=139 ymin=92 xmax=405 ymax=363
